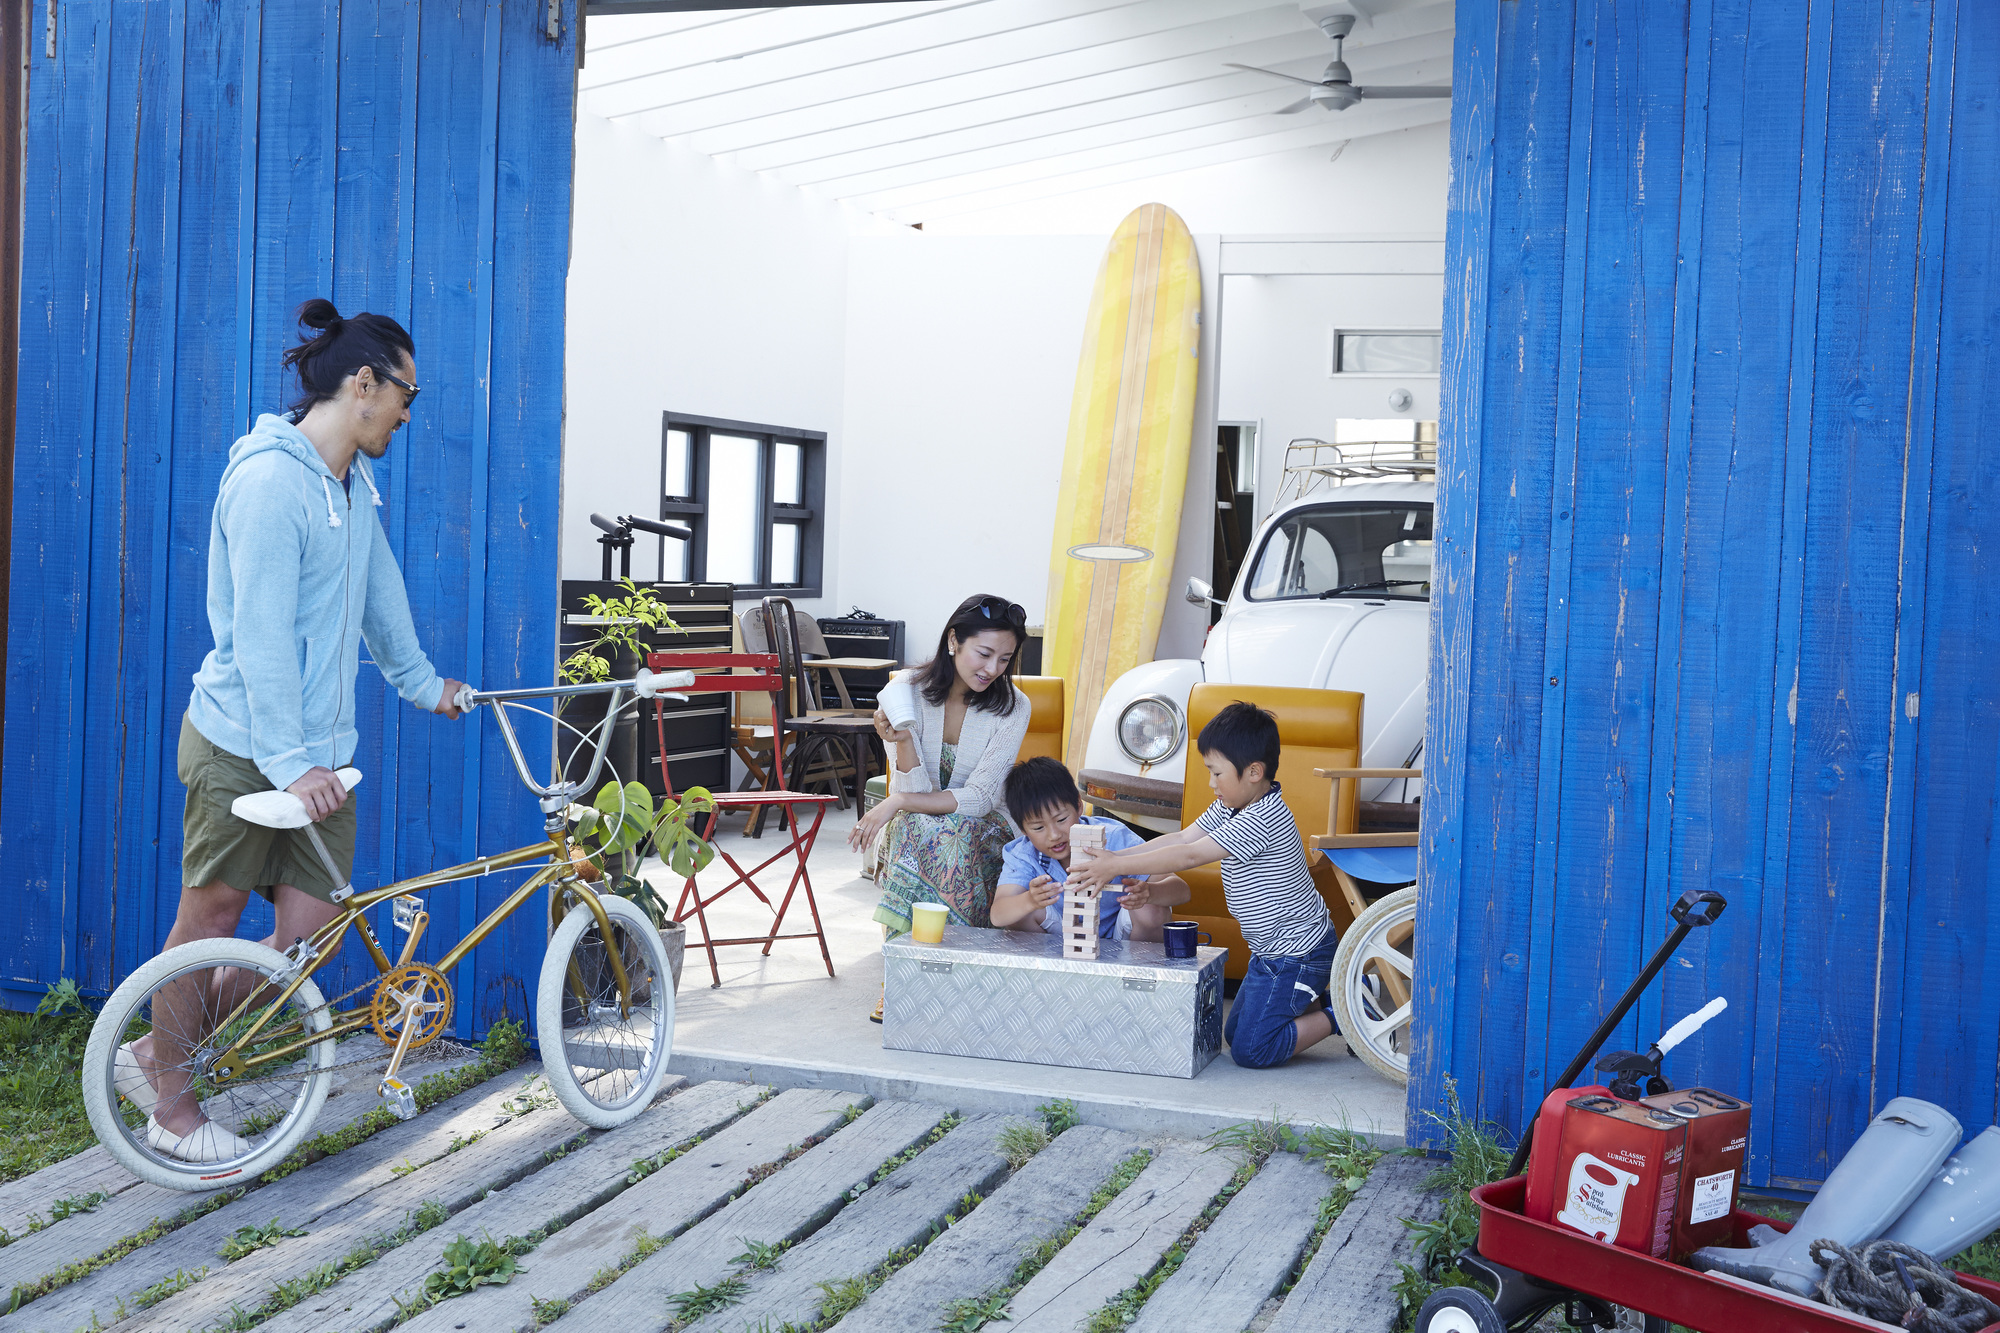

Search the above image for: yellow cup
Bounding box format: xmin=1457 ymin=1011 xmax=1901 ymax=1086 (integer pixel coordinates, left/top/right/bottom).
xmin=910 ymin=902 xmax=948 ymax=945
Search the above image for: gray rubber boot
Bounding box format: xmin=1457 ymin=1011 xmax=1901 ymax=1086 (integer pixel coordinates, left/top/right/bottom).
xmin=1881 ymin=1125 xmax=2000 ymax=1262
xmin=1692 ymin=1097 xmax=1961 ymax=1296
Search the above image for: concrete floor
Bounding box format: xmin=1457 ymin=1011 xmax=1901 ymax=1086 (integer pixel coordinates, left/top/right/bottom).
xmin=642 ymin=801 xmax=1410 ymax=1145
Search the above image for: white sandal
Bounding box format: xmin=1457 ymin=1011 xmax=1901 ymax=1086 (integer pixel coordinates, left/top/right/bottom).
xmin=113 ymin=1041 xmax=158 ymax=1115
xmin=144 ymin=1116 xmax=256 ymax=1165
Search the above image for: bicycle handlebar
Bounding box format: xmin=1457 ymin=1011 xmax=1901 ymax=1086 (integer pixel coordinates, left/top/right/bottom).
xmin=459 ymin=671 xmax=697 ymax=807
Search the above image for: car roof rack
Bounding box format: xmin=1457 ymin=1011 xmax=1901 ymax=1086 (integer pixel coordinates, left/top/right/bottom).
xmin=1277 ymin=438 xmax=1438 ymax=503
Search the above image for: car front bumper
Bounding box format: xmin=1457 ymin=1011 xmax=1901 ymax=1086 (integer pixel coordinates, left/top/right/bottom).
xmin=1079 ymin=768 xmax=1184 ymax=825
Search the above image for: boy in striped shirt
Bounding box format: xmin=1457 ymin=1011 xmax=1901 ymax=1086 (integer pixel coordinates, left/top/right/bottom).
xmin=1066 ymin=701 xmax=1338 ymax=1068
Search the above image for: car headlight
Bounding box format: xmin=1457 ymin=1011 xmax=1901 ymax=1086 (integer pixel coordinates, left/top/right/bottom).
xmin=1117 ymin=696 xmax=1184 ymax=765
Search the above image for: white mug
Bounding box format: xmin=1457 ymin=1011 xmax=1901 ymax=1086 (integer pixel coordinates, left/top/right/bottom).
xmin=878 ymin=672 xmax=919 ymax=733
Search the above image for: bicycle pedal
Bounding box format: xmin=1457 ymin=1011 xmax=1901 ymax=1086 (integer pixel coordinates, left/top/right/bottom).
xmin=378 ymin=1076 xmax=418 ymax=1120
xmin=392 ymin=895 xmax=425 ymax=933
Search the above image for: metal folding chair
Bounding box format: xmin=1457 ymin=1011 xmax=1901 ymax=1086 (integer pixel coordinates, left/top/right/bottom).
xmin=647 ymin=649 xmax=838 ymax=989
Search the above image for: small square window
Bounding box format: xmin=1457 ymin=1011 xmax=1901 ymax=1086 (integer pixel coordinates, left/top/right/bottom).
xmin=771 ymin=522 xmax=801 ymax=586
xmin=664 ymin=428 xmax=692 ymax=498
xmin=773 ymin=442 xmax=803 ymax=506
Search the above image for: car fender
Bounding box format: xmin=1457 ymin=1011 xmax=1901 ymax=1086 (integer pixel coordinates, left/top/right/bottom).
xmin=1078 ymin=657 xmax=1206 ymax=832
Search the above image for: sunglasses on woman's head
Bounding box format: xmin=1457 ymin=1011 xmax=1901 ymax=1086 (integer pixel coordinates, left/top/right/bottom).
xmin=975 ymin=597 xmax=1026 ymax=626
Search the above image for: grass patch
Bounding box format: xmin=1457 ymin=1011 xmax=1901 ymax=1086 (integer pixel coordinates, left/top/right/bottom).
xmin=206 ymin=1199 xmax=451 ymax=1331
xmin=1390 ymin=1079 xmax=1513 ymax=1331
xmin=0 ymin=980 xmax=144 ymax=1187
xmin=997 ymin=1122 xmax=1050 ymax=1170
xmin=419 ymin=1232 xmax=527 ymax=1303
xmin=1037 ymin=1098 xmax=1081 ymax=1136
xmin=5 ymin=1188 xmax=241 ymax=1313
xmin=669 ymin=1274 xmax=749 ymax=1320
xmin=219 ymin=1216 xmax=306 ymax=1261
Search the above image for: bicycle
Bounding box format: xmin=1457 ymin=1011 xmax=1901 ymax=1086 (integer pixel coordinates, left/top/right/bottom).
xmin=81 ymin=670 xmax=706 ymax=1191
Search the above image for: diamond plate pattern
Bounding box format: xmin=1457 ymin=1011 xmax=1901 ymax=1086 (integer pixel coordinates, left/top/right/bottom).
xmin=883 ymin=927 xmax=1224 ymax=1077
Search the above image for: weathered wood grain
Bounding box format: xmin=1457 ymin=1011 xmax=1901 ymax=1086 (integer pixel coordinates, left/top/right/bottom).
xmin=0 ymin=1062 xmax=555 ymax=1333
xmin=831 ymin=1126 xmax=1141 ymax=1333
xmin=1003 ymin=1142 xmax=1236 ymax=1333
xmin=1125 ymin=1152 xmax=1329 ymax=1333
xmin=246 ymin=1080 xmax=765 ymax=1333
xmin=390 ymin=1088 xmax=866 ymax=1333
xmin=567 ymin=1099 xmax=950 ymax=1332
xmin=1264 ymin=1155 xmax=1444 ymax=1333
xmin=106 ymin=1080 xmax=615 ymax=1333
xmin=0 ymin=1041 xmax=486 ymax=1255
xmin=678 ymin=1113 xmax=1022 ymax=1333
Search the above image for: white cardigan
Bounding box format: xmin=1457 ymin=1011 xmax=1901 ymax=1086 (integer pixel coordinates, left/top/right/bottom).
xmin=887 ymin=669 xmax=1031 ymax=820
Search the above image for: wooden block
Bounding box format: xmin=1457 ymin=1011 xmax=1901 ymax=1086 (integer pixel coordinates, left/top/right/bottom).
xmin=676 ymin=1113 xmax=1022 ymax=1333
xmin=251 ymin=1080 xmax=764 ymax=1333
xmin=1004 ymin=1142 xmax=1240 ymax=1333
xmin=570 ymin=1099 xmax=951 ymax=1332
xmin=111 ymin=1078 xmax=704 ymax=1333
xmin=390 ymin=1088 xmax=865 ymax=1333
xmin=0 ymin=1063 xmax=556 ymax=1333
xmin=830 ymin=1126 xmax=1142 ymax=1333
xmin=1125 ymin=1152 xmax=1331 ymax=1333
xmin=1262 ymin=1155 xmax=1446 ymax=1333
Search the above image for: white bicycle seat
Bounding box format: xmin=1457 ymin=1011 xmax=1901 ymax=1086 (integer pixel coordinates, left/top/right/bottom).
xmin=232 ymin=768 xmax=363 ymax=829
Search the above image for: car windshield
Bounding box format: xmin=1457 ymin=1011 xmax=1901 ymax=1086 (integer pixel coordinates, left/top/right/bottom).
xmin=1244 ymin=503 xmax=1434 ymax=601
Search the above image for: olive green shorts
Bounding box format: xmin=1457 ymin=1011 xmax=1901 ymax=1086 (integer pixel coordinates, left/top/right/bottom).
xmin=178 ymin=715 xmax=356 ymax=903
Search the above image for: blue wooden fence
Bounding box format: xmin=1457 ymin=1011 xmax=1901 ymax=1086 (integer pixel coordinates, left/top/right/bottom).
xmin=1417 ymin=0 xmax=2000 ymax=1190
xmin=2 ymin=0 xmax=577 ymax=1041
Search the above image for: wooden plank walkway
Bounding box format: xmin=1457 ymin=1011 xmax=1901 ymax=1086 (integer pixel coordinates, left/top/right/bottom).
xmin=252 ymin=1079 xmax=765 ymax=1333
xmin=391 ymin=1087 xmax=866 ymax=1333
xmin=829 ymin=1125 xmax=1141 ymax=1333
xmin=677 ymin=1113 xmax=1023 ymax=1333
xmin=1264 ymin=1154 xmax=1446 ymax=1333
xmin=1125 ymin=1151 xmax=1331 ymax=1333
xmin=1004 ymin=1142 xmax=1241 ymax=1333
xmin=1 ymin=1072 xmax=1454 ymax=1333
xmin=0 ymin=1063 xmax=553 ymax=1333
xmin=571 ymin=1099 xmax=952 ymax=1333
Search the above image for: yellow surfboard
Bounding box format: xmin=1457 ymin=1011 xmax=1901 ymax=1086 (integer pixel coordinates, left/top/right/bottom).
xmin=1045 ymin=204 xmax=1203 ymax=768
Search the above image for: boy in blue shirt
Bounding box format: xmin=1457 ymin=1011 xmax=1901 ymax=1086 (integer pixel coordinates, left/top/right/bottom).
xmin=990 ymin=757 xmax=1190 ymax=940
xmin=1067 ymin=701 xmax=1338 ymax=1068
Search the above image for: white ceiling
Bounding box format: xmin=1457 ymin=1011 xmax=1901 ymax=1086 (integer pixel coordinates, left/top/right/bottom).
xmin=578 ymin=0 xmax=1454 ymax=226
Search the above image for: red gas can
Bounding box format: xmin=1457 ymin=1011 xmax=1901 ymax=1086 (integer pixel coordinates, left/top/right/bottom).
xmin=1525 ymin=1083 xmax=1613 ymax=1224
xmin=1549 ymin=1094 xmax=1687 ymax=1258
xmin=1640 ymin=1086 xmax=1752 ymax=1261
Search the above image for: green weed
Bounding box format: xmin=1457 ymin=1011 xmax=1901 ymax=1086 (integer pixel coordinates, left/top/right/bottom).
xmin=5 ymin=1188 xmax=240 ymax=1313
xmin=1390 ymin=1078 xmax=1514 ymax=1331
xmin=420 ymin=1232 xmax=526 ymax=1303
xmin=1037 ymin=1099 xmax=1081 ymax=1136
xmin=940 ymin=1293 xmax=1013 ymax=1331
xmin=669 ymin=1274 xmax=749 ymax=1320
xmin=219 ymin=1216 xmax=305 ymax=1261
xmin=732 ymin=1237 xmax=787 ymax=1270
xmin=133 ymin=1265 xmax=207 ymax=1309
xmin=996 ymin=1123 xmax=1050 ymax=1170
xmin=530 ymin=1293 xmax=570 ymax=1324
xmin=813 ymin=1275 xmax=870 ymax=1323
xmin=0 ymin=980 xmax=138 ymax=1185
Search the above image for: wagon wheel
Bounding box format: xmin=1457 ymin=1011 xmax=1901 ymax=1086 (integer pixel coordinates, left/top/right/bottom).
xmin=1415 ymin=1287 xmax=1504 ymax=1333
xmin=1331 ymin=886 xmax=1415 ymax=1085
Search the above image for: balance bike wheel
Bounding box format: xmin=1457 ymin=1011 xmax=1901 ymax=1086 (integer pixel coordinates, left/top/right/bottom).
xmin=1331 ymin=885 xmax=1417 ymax=1085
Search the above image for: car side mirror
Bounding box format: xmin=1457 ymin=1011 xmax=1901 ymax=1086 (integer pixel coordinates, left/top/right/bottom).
xmin=1185 ymin=577 xmax=1218 ymax=607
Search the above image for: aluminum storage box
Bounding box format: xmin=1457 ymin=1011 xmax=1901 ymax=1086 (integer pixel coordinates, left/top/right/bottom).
xmin=883 ymin=925 xmax=1226 ymax=1078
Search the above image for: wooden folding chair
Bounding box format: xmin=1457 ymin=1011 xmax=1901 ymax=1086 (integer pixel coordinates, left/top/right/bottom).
xmin=647 ymin=649 xmax=839 ymax=989
xmin=1310 ymin=765 xmax=1421 ymax=1016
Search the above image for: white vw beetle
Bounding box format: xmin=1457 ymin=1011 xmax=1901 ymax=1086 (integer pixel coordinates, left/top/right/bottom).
xmin=1077 ymin=440 xmax=1432 ymax=1082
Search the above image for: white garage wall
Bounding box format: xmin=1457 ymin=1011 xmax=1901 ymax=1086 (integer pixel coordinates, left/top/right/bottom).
xmin=563 ymin=112 xmax=896 ymax=619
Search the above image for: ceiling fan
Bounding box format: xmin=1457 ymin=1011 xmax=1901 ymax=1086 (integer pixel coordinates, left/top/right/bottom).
xmin=1229 ymin=14 xmax=1451 ymax=114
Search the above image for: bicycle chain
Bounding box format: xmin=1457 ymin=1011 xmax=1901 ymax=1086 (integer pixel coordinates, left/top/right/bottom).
xmin=214 ymin=975 xmax=457 ymax=1089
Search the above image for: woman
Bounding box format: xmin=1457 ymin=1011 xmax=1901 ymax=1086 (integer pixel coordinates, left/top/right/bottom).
xmin=850 ymin=594 xmax=1030 ymax=1021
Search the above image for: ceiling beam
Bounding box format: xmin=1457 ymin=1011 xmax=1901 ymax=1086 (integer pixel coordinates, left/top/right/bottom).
xmin=586 ymin=0 xmax=937 ymax=14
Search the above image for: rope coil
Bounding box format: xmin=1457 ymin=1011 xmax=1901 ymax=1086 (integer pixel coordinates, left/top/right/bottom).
xmin=1811 ymin=1238 xmax=2000 ymax=1333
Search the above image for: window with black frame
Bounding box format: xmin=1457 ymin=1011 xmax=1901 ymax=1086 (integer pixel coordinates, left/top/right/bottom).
xmin=658 ymin=413 xmax=825 ymax=596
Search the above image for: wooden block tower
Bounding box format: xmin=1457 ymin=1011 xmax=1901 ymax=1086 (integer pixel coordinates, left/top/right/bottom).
xmin=1060 ymin=824 xmax=1109 ymax=960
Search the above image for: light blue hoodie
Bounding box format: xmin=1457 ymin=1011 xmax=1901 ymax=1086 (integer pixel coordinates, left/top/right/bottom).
xmin=187 ymin=414 xmax=445 ymax=792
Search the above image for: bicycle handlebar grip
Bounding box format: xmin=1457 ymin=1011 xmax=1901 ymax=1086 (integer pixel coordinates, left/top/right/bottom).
xmin=1671 ymin=889 xmax=1727 ymax=927
xmin=454 ymin=684 xmax=478 ymax=712
xmin=634 ymin=667 xmax=698 ymax=698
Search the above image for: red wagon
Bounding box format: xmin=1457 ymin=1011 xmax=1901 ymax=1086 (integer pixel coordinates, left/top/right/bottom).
xmin=1410 ymin=1175 xmax=2000 ymax=1333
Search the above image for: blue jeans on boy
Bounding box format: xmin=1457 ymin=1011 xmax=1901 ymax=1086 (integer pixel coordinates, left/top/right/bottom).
xmin=1223 ymin=928 xmax=1339 ymax=1069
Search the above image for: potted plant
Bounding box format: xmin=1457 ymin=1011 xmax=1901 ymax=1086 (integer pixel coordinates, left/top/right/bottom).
xmin=570 ymin=779 xmax=717 ymax=995
xmin=558 ymin=579 xmax=686 ymax=789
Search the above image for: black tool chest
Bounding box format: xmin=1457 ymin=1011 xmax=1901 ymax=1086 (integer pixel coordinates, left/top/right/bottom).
xmin=560 ymin=580 xmax=733 ymax=797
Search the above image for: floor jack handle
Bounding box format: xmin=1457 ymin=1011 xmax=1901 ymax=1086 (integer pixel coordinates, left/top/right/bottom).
xmin=1504 ymin=888 xmax=1727 ymax=1177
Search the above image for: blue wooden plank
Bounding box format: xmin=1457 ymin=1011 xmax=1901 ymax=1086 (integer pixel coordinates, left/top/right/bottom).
xmin=1410 ymin=0 xmax=1500 ymax=1143
xmin=1895 ymin=0 xmax=2000 ymax=1135
xmin=231 ymin=3 xmax=260 ymax=437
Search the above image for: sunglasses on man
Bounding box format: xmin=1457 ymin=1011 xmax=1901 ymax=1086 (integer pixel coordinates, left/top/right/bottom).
xmin=377 ymin=368 xmax=421 ymax=406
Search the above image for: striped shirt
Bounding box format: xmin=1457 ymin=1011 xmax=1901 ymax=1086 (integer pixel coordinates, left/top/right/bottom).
xmin=1194 ymin=783 xmax=1331 ymax=958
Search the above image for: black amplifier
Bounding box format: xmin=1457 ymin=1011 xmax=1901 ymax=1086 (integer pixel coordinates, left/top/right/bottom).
xmin=816 ymin=616 xmax=904 ymax=709
xmin=561 ymin=580 xmax=733 ymax=796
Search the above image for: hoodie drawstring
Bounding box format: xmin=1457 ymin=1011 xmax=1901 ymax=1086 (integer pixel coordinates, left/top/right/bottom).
xmin=356 ymin=458 xmax=384 ymax=508
xmin=320 ymin=475 xmax=342 ymax=529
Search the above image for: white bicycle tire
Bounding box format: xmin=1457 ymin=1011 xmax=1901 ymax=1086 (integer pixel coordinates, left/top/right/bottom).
xmin=537 ymin=894 xmax=676 ymax=1128
xmin=1331 ymin=886 xmax=1418 ymax=1086
xmin=83 ymin=936 xmax=336 ymax=1191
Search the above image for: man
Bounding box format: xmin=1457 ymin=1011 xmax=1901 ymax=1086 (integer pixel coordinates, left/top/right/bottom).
xmin=122 ymin=300 xmax=465 ymax=1163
